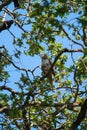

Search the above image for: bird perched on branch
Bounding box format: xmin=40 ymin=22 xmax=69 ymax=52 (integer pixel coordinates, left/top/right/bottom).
xmin=0 ymin=20 xmax=13 ymax=32
xmin=40 ymin=53 xmax=55 ymax=85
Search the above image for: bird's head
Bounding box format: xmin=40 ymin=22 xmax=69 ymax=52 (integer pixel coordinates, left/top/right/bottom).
xmin=40 ymin=53 xmax=48 ymax=59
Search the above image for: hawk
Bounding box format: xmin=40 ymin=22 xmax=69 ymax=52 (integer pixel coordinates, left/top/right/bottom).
xmin=40 ymin=53 xmax=55 ymax=85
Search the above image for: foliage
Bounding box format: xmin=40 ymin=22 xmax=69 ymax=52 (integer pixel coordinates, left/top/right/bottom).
xmin=0 ymin=0 xmax=87 ymax=130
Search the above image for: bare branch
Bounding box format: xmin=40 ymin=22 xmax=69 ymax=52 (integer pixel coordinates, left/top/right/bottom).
xmin=0 ymin=85 xmax=19 ymax=96
xmin=61 ymin=26 xmax=84 ymax=49
xmin=83 ymin=26 xmax=87 ymax=46
xmin=4 ymin=8 xmax=30 ymax=33
xmin=0 ymin=106 xmax=9 ymax=113
xmin=0 ymin=0 xmax=12 ymax=11
xmin=0 ymin=45 xmax=32 ymax=73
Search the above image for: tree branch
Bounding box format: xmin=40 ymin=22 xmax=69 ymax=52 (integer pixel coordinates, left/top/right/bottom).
xmin=29 ymin=101 xmax=81 ymax=108
xmin=0 ymin=85 xmax=19 ymax=97
xmin=0 ymin=106 xmax=9 ymax=113
xmin=0 ymin=0 xmax=12 ymax=11
xmin=69 ymin=98 xmax=87 ymax=130
xmin=0 ymin=45 xmax=32 ymax=73
xmin=83 ymin=26 xmax=87 ymax=46
xmin=61 ymin=26 xmax=84 ymax=49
